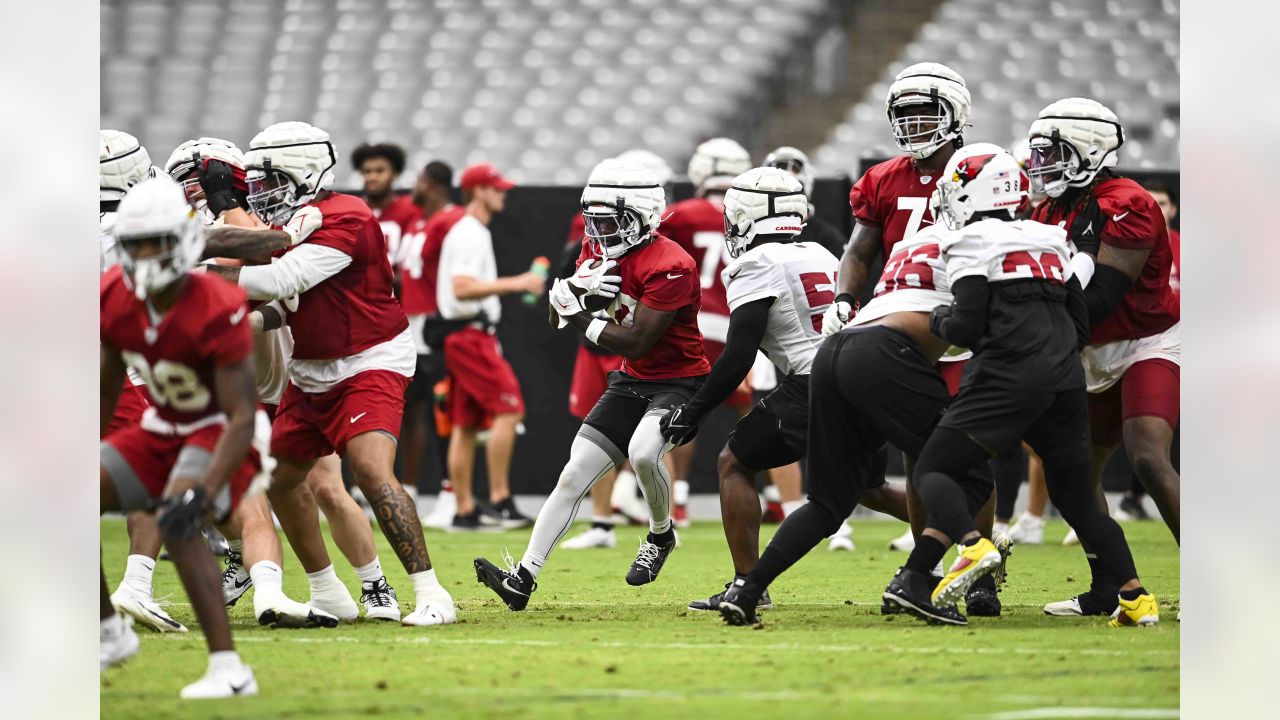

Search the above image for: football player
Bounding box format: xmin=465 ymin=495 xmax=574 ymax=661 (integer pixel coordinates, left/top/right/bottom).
xmin=659 ymin=167 xmax=911 ymax=613
xmin=351 ymin=142 xmax=422 ymax=270
xmin=473 ymin=159 xmax=710 ymax=609
xmin=882 ymin=145 xmax=1155 ymax=627
xmin=100 ymin=175 xmax=260 ymax=696
xmin=662 ymin=138 xmax=754 ymax=525
xmin=1027 ymin=99 xmax=1180 ymax=618
xmin=200 ymin=121 xmax=456 ymax=626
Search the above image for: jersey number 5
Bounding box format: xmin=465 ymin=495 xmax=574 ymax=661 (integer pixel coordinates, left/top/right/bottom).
xmin=123 ymin=353 xmax=211 ymax=413
xmin=799 ymin=271 xmax=836 ymax=332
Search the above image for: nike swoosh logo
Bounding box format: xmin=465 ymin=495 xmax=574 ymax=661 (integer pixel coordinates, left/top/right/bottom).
xmin=229 ymin=307 xmax=247 ymax=325
xmin=144 ymin=605 xmax=183 ymax=628
xmin=1113 ymin=211 xmax=1130 ymax=221
xmin=230 ymin=681 xmax=250 ymax=695
xmin=233 ymin=577 xmax=252 ymax=589
xmin=666 ymin=273 xmax=683 ymax=279
xmin=502 ymin=578 xmax=530 ymax=596
xmin=350 ymin=412 xmax=368 ymax=423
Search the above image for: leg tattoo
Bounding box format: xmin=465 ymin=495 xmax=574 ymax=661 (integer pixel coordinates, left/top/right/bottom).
xmin=369 ymin=483 xmax=433 ymax=574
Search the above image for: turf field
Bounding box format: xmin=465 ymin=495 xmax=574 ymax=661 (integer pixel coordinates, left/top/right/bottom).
xmin=100 ymin=516 xmax=1179 ymax=719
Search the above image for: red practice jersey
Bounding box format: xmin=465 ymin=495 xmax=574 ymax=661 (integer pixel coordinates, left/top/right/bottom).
xmin=400 ymin=204 xmax=465 ymax=316
xmin=1032 ymin=177 xmax=1179 ymax=344
xmin=371 ymin=193 xmax=423 ymax=269
xmin=279 ymin=192 xmax=409 ymax=359
xmin=849 ymin=155 xmax=941 ymax=258
xmin=100 ymin=268 xmax=252 ymax=431
xmin=1168 ymin=228 xmax=1180 ymax=298
xmin=663 ymin=197 xmax=731 ymax=340
xmin=577 ymin=235 xmax=710 ymax=380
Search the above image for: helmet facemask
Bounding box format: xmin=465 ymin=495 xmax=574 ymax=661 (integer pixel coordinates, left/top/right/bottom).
xmin=118 ymin=226 xmax=203 ymax=301
xmin=247 ymin=162 xmax=300 ymax=226
xmin=584 ymin=199 xmax=649 ymax=260
xmin=890 ymin=93 xmax=956 ymax=159
xmin=1026 ymin=133 xmax=1083 ymax=199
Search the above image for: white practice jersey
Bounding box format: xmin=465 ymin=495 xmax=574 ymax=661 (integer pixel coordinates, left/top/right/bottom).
xmin=851 ymin=223 xmax=953 ymax=326
xmin=721 ymin=241 xmax=839 ymax=376
xmin=940 ymin=218 xmax=1073 ymax=285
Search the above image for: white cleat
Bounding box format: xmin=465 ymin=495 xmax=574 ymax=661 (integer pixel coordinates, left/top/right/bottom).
xmin=402 ymin=601 xmax=458 ymax=627
xmin=421 ymin=489 xmax=457 ymax=530
xmin=827 ymin=521 xmax=855 ymax=551
xmin=309 ymin=585 xmax=360 ymax=622
xmin=1008 ymin=512 xmax=1045 ymax=545
xmin=562 ymin=526 xmax=617 ymax=549
xmin=180 ymin=663 xmax=259 ymax=699
xmin=221 ymin=551 xmax=252 ymax=607
xmin=1061 ymin=527 xmax=1080 ymax=546
xmin=360 ymin=577 xmax=401 ymax=622
xmin=1043 ymin=596 xmax=1086 ymax=616
xmin=100 ymin=614 xmax=140 ymax=672
xmin=255 ymin=595 xmax=339 ymax=629
xmin=991 ymin=530 xmax=1014 ymax=591
xmin=112 ymin=584 xmax=188 ymax=633
xmin=887 ymin=527 xmax=915 ymax=552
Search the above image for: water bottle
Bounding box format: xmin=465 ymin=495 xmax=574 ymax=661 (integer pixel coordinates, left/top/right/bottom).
xmin=523 ymin=256 xmax=550 ymax=305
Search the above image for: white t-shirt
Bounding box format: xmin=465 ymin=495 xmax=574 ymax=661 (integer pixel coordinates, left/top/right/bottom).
xmin=436 ymin=214 xmax=501 ymax=323
xmin=851 ymin=223 xmax=953 ymax=327
xmin=721 ymin=241 xmax=839 ymax=376
xmin=254 ymin=301 xmax=293 ymax=405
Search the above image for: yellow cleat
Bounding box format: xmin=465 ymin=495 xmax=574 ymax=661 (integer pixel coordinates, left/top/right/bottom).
xmin=932 ymin=537 xmax=1002 ymax=607
xmin=1108 ymin=593 xmax=1159 ymax=627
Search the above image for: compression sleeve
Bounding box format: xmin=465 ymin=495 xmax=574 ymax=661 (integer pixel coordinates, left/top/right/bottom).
xmin=1083 ymin=263 xmax=1133 ymax=328
xmin=682 ymin=297 xmax=773 ymax=423
xmin=1065 ymin=275 xmax=1090 ymax=351
xmin=929 ymin=275 xmax=989 ymax=349
xmin=238 ymin=244 xmax=353 ymax=301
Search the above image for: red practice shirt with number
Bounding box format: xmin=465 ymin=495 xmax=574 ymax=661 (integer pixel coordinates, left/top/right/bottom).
xmin=849 ymin=156 xmax=941 ymax=257
xmin=371 ymin=193 xmax=422 ymax=270
xmin=100 ymin=268 xmax=252 ymax=431
xmin=662 ymin=197 xmax=732 ymax=342
xmin=278 ymin=192 xmax=409 ymax=359
xmin=1031 ymin=177 xmax=1179 ymax=344
xmin=576 ymin=235 xmax=710 ymax=380
xmin=399 ymin=203 xmax=465 ymax=317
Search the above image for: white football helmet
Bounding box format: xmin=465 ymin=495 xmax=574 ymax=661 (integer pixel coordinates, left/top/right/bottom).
xmin=687 ymin=138 xmax=752 ymax=195
xmin=165 ymin=137 xmax=248 ymax=222
xmin=763 ymin=146 xmax=814 ymax=199
xmin=581 ymin=159 xmax=666 ymax=260
xmin=101 ymin=129 xmax=153 ymax=203
xmin=244 ymin=121 xmax=337 ymax=226
xmin=1027 ymin=97 xmax=1124 ymax=199
xmin=722 ymin=167 xmax=809 ymax=259
xmin=113 ymin=174 xmax=205 ymax=300
xmin=614 ymin=149 xmax=673 ymax=187
xmin=884 ymin=62 xmax=972 ymax=160
xmin=930 ymin=143 xmax=1027 ymax=231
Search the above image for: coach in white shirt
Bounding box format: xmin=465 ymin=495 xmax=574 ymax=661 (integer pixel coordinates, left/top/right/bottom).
xmin=436 ymin=163 xmax=545 ymax=530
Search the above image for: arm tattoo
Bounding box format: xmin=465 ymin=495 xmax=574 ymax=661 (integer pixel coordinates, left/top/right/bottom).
xmin=203 ymin=264 xmax=241 ymax=284
xmin=368 ymin=483 xmax=433 ymax=574
xmin=203 ymin=226 xmax=290 ymax=260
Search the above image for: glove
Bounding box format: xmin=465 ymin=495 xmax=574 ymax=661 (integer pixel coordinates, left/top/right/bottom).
xmin=821 ymin=293 xmax=858 ymax=337
xmin=549 ymin=277 xmax=587 ymax=323
xmin=1068 ymin=197 xmax=1103 ymax=257
xmin=659 ymin=404 xmax=699 ymax=447
xmin=196 ymin=156 xmax=243 ymax=219
xmin=929 ymin=304 xmax=952 ymax=338
xmin=281 ymin=205 xmax=322 ymax=246
xmin=569 ymin=258 xmax=621 ymax=298
xmin=156 ymin=486 xmax=209 ymax=542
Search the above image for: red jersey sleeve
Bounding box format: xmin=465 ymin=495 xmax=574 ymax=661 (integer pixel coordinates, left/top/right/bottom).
xmin=301 ymin=205 xmax=362 ymax=255
xmin=200 ymin=284 xmax=254 ymax=367
xmin=848 ymin=169 xmax=883 ymax=226
xmin=99 ymin=267 xmax=127 ymax=348
xmin=1097 ymin=186 xmax=1161 ymax=251
xmin=641 ymin=262 xmax=698 ymax=312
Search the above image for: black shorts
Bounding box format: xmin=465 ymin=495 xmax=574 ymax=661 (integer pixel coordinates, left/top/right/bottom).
xmin=727 ymin=374 xmax=810 ymax=470
xmin=940 ymin=382 xmax=1091 ymax=470
xmin=582 ymin=371 xmax=705 ymax=458
xmin=405 ymin=352 xmax=446 ymax=408
xmin=806 ymin=326 xmax=951 ymax=514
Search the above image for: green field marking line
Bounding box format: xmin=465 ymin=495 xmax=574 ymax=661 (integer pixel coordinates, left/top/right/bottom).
xmin=985 ymin=709 xmax=1178 ymax=719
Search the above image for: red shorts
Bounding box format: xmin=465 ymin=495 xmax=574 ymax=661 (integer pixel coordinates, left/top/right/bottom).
xmin=271 ymin=370 xmax=410 ymax=460
xmin=937 ymin=359 xmax=968 ymax=397
xmin=1088 ymin=358 xmax=1180 ymax=448
xmin=703 ymin=340 xmax=753 ymax=409
xmin=101 ymin=423 xmax=260 ymax=517
xmin=104 ymin=384 xmax=150 ymax=438
xmin=443 ymin=328 xmax=525 ymax=428
xmin=569 ymin=346 xmax=624 ymax=419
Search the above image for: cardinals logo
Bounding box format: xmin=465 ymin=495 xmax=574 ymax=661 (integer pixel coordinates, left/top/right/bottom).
xmin=951 ymin=153 xmax=997 ymax=185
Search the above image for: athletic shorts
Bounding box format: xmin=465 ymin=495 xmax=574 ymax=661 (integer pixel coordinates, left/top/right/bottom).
xmin=936 ymin=357 xmax=968 ymax=397
xmin=101 ymin=423 xmax=261 ymax=522
xmin=271 ymin=369 xmax=410 ymax=460
xmin=569 ymin=345 xmax=623 ymax=420
xmin=1088 ymin=358 xmax=1180 ymax=448
xmin=443 ymin=327 xmax=524 ymax=428
xmin=703 ymin=340 xmax=754 ymax=409
xmin=938 ymin=382 xmax=1093 ymax=473
xmin=582 ymin=371 xmax=705 ymax=458
xmin=727 ymin=374 xmax=810 ymax=470
xmin=104 ymin=383 xmax=150 ymax=438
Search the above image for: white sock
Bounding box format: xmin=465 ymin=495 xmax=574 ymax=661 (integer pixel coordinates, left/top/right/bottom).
xmin=354 ymin=558 xmax=384 ymax=584
xmin=673 ymin=478 xmax=690 ymax=505
xmin=409 ymin=568 xmax=453 ymax=607
xmin=122 ymin=554 xmax=156 ymax=596
xmin=101 ymin=613 xmax=123 ymax=635
xmin=1017 ymin=510 xmax=1044 ymax=527
xmin=208 ymin=650 xmax=243 ymax=673
xmin=763 ymin=484 xmax=782 ymax=503
xmin=306 ymin=565 xmax=345 ymax=595
xmin=781 ymin=499 xmax=805 ymax=517
xmin=522 ymin=432 xmax=617 ymax=578
xmin=249 ymin=561 xmax=284 ymax=601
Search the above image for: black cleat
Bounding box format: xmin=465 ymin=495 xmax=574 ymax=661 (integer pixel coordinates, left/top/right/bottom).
xmin=965 ymin=574 xmax=1002 ymax=617
xmin=718 ymin=579 xmax=763 ymax=626
xmin=881 ymin=573 xmax=942 ymax=615
xmin=625 ymin=532 xmax=677 ymax=586
xmin=689 ymin=579 xmax=772 ymax=612
xmin=485 ymin=498 xmax=533 ymax=529
xmin=1118 ymin=493 xmax=1151 ymax=521
xmin=882 ymin=567 xmax=968 ymax=626
xmin=474 ymin=556 xmax=536 ymax=611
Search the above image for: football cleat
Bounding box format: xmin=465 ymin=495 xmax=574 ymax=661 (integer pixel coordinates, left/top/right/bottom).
xmin=1062 ymin=527 xmax=1080 ymax=546
xmin=421 ymin=489 xmax=457 ymax=530
xmin=882 ymin=567 xmax=967 ymax=626
xmin=562 ymin=526 xmax=617 ymax=549
xmin=179 ymin=662 xmax=258 ymax=699
xmin=828 ymin=521 xmax=855 ymax=551
xmin=625 ymin=533 xmax=677 ymax=586
xmin=1108 ymin=593 xmax=1159 ymax=627
xmin=111 ymin=584 xmax=188 ymax=633
xmin=990 ymin=530 xmax=1013 ymax=592
xmin=360 ymin=577 xmax=401 ymax=622
xmin=486 ymin=497 xmax=533 ymax=529
xmin=1044 ymin=588 xmax=1120 ymax=617
xmin=888 ymin=527 xmax=916 ymax=552
xmin=932 ymin=538 xmax=1002 ymax=608
xmin=762 ymin=501 xmax=786 ymax=524
xmin=449 ymin=509 xmax=502 ymax=533
xmin=100 ymin=614 xmax=140 ymax=671
xmin=474 ymin=555 xmax=536 ymax=611
xmin=221 ymin=549 xmax=252 ymax=607
xmin=964 ymin=574 xmax=1002 ymax=617
xmin=255 ymin=597 xmax=339 ymax=629
xmin=309 ymin=583 xmax=359 ymax=622
xmin=718 ymin=578 xmax=764 ymax=627
xmin=672 ymin=503 xmax=691 ymax=529
xmin=1008 ymin=512 xmax=1045 ymax=545
xmin=1115 ymin=493 xmax=1152 ymax=521
xmin=689 ymin=580 xmax=772 ymax=612
xmin=402 ymin=601 xmax=457 ymax=626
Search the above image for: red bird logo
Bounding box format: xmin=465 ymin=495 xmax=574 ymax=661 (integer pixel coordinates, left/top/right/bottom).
xmin=951 ymin=153 xmax=997 ymax=184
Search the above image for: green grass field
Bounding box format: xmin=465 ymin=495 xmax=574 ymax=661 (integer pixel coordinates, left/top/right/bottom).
xmin=100 ymin=517 xmax=1179 ymax=719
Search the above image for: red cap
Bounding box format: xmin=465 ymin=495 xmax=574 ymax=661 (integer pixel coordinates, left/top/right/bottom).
xmin=459 ymin=163 xmax=516 ymax=191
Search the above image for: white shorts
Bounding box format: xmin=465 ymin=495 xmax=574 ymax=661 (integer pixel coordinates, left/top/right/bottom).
xmin=1082 ymin=322 xmax=1181 ymax=394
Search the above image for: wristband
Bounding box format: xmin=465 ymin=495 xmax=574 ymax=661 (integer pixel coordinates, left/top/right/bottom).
xmin=585 ymin=318 xmax=608 ymax=344
xmin=835 ymin=292 xmax=857 ymax=306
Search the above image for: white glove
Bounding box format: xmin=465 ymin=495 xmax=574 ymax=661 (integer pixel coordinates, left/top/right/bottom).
xmin=282 ymin=205 xmax=323 ymax=246
xmin=569 ymin=258 xmax=621 ymax=298
xmin=549 ymin=277 xmax=587 ymax=320
xmin=821 ymin=299 xmax=855 ymax=337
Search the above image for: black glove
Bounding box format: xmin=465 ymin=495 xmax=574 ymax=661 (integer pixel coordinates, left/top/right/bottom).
xmin=1068 ymin=197 xmax=1103 ymax=257
xmin=156 ymin=486 xmax=209 ymax=542
xmin=659 ymin=404 xmax=699 ymax=447
xmin=197 ymin=156 xmax=243 ymax=218
xmin=928 ymin=304 xmax=952 ymax=339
